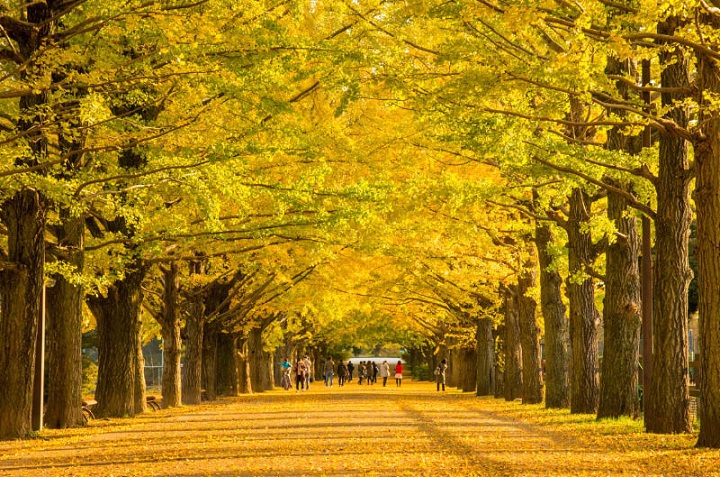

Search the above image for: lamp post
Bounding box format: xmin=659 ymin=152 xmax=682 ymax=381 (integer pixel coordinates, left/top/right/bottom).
xmin=32 ymin=282 xmax=46 ymax=431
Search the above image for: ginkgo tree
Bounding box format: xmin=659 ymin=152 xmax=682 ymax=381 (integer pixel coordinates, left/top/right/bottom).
xmin=349 ymin=0 xmax=705 ymax=438
xmin=5 ymin=0 xmax=720 ymax=452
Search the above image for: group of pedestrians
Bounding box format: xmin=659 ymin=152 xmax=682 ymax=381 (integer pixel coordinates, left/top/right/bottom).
xmin=279 ymin=355 xmax=315 ymax=392
xmin=323 ymin=358 xmax=404 ymax=387
xmin=280 ymin=357 xmax=407 ymax=391
xmin=280 ymin=356 xmax=447 ymax=392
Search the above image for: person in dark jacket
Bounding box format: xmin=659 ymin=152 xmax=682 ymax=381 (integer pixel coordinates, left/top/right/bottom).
xmin=358 ymin=361 xmax=366 ymax=384
xmin=435 ymin=358 xmax=448 ymax=391
xmin=347 ymin=360 xmax=355 ymax=381
xmin=337 ymin=361 xmax=348 ymax=386
xmin=294 ymin=361 xmax=306 ymax=393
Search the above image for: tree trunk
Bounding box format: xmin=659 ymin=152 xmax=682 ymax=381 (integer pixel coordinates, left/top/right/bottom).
xmin=87 ymin=266 xmax=146 ymax=418
xmin=503 ymin=287 xmax=523 ymax=401
xmin=448 ymin=348 xmax=460 ymax=388
xmin=645 ymin=17 xmax=693 ymax=434
xmin=0 ymin=1 xmax=53 ymax=439
xmin=182 ymin=298 xmax=205 ymax=405
xmin=45 ymin=215 xmax=84 ymax=429
xmin=248 ymin=326 xmax=267 ymax=392
xmin=567 ymin=188 xmax=600 ymax=414
xmin=216 ymin=332 xmax=238 ymax=396
xmin=494 ymin=326 xmax=505 ymax=398
xmin=201 ymin=326 xmax=218 ymax=401
xmin=0 ymin=189 xmax=46 ymax=439
xmin=459 ymin=346 xmax=477 ymax=392
xmin=517 ymin=263 xmax=543 ymax=405
xmin=694 ymin=21 xmax=720 ymax=446
xmin=275 ymin=333 xmax=296 ymax=386
xmin=598 ymin=180 xmax=642 ymax=419
xmin=237 ymin=337 xmax=252 ymax=394
xmin=256 ymin=336 xmax=274 ymax=393
xmin=160 ymin=263 xmax=182 ymax=408
xmin=134 ymin=328 xmax=146 ymax=415
xmin=535 ymin=220 xmax=570 ymax=408
xmin=263 ymin=353 xmax=275 ymax=391
xmin=476 ymin=318 xmax=495 ymax=396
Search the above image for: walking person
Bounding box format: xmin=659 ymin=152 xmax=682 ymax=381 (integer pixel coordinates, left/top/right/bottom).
xmin=380 ymin=360 xmax=390 ymax=387
xmin=435 ymin=358 xmax=448 ymax=392
xmin=395 ymin=360 xmax=403 ymax=387
xmin=303 ymin=355 xmax=312 ymax=390
xmin=372 ymin=362 xmax=379 ymax=384
xmin=337 ymin=360 xmax=348 ymax=386
xmin=358 ymin=361 xmax=366 ymax=385
xmin=324 ymin=356 xmax=335 ymax=387
xmin=294 ymin=360 xmax=306 ymax=393
xmin=280 ymin=357 xmax=293 ymax=390
xmin=347 ymin=360 xmax=354 ymax=382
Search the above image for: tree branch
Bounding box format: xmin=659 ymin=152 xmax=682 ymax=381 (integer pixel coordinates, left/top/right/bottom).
xmin=0 ymin=15 xmax=35 ymax=43
xmin=596 ymin=0 xmax=636 ymax=11
xmin=487 ymin=199 xmax=555 ymax=223
xmin=530 ymin=154 xmax=656 ymax=219
xmin=700 ymin=0 xmax=720 ymax=17
xmin=74 ymin=160 xmax=210 ymax=198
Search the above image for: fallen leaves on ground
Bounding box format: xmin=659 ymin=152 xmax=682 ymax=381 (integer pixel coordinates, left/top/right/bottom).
xmin=0 ymin=381 xmax=718 ymax=476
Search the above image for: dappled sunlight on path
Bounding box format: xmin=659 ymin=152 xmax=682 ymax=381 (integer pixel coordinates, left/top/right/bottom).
xmin=0 ymin=381 xmax=718 ymax=476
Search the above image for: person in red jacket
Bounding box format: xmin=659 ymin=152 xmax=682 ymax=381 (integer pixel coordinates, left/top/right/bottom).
xmin=395 ymin=361 xmax=403 ymax=387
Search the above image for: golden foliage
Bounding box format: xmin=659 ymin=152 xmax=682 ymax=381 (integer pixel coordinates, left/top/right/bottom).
xmin=1 ymin=383 xmax=717 ymax=476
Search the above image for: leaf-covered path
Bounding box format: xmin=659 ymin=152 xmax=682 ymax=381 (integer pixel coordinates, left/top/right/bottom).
xmin=1 ymin=381 xmax=718 ymax=476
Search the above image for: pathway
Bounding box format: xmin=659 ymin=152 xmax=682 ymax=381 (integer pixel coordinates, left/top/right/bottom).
xmin=0 ymin=381 xmax=712 ymax=476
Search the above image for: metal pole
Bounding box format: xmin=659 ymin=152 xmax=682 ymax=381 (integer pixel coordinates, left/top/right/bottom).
xmin=32 ymin=283 xmax=46 ymax=431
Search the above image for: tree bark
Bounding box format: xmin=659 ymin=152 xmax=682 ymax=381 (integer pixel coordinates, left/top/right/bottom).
xmin=237 ymin=337 xmax=252 ymax=394
xmin=458 ymin=346 xmax=477 ymax=392
xmin=598 ymin=180 xmax=641 ymax=419
xmin=248 ymin=325 xmax=274 ymax=392
xmin=503 ymin=287 xmax=523 ymax=401
xmin=596 ymin=49 xmax=643 ymax=420
xmin=694 ymin=15 xmax=720 ymax=446
xmin=645 ymin=17 xmax=693 ymax=434
xmin=567 ymin=188 xmax=600 ymax=414
xmin=201 ymin=326 xmax=218 ymax=401
xmin=87 ymin=266 xmax=147 ymax=418
xmin=494 ymin=326 xmax=505 ymax=398
xmin=182 ymin=297 xmax=205 ymax=405
xmin=535 ymin=220 xmax=570 ymax=408
xmin=0 ymin=189 xmax=46 ymax=439
xmin=517 ymin=261 xmax=543 ymax=405
xmin=263 ymin=352 xmax=275 ymax=391
xmin=216 ymin=332 xmax=238 ymax=396
xmin=448 ymin=348 xmax=460 ymax=388
xmin=159 ymin=262 xmax=182 ymax=408
xmin=248 ymin=326 xmax=267 ymax=392
xmin=45 ymin=281 xmax=84 ymax=428
xmin=134 ymin=327 xmax=146 ymax=415
xmin=45 ymin=215 xmax=84 ymax=429
xmin=476 ymin=318 xmax=495 ymax=396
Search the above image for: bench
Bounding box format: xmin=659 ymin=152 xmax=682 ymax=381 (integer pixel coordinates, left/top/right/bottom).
xmin=146 ymin=396 xmax=162 ymax=411
xmin=81 ymin=397 xmax=161 ymax=422
xmin=82 ymin=399 xmax=97 ymax=423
